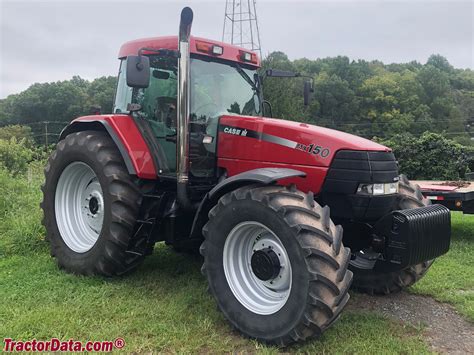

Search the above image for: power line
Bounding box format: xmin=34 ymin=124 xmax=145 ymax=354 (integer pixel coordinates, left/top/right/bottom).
xmin=0 ymin=121 xmax=67 ymax=147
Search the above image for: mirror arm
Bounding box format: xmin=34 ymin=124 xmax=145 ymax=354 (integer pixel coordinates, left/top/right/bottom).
xmin=262 ymin=100 xmax=273 ymax=118
xmin=261 ymin=70 xmax=314 ymax=91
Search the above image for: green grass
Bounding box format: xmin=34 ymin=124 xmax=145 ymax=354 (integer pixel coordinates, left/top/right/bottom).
xmin=0 ymin=165 xmax=471 ymax=352
xmin=411 ymin=212 xmax=474 ymax=321
xmin=0 ymin=248 xmax=430 ymax=353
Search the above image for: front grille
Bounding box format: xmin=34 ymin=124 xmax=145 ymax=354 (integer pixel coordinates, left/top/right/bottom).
xmin=319 ymin=150 xmax=399 ymax=220
xmin=323 ymin=150 xmax=399 ymax=194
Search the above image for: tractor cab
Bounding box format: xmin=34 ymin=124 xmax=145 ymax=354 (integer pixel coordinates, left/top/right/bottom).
xmin=113 ymin=35 xmax=262 ymax=180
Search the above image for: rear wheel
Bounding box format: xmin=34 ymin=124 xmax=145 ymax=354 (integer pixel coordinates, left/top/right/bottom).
xmin=351 ymin=175 xmax=434 ymax=294
xmin=41 ymin=131 xmax=146 ymax=276
xmin=200 ymin=184 xmax=352 ymax=345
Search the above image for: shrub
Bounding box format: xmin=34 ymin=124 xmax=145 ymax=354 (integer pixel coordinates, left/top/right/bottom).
xmin=0 ymin=137 xmax=34 ymax=176
xmin=0 ymin=125 xmax=34 ymax=144
xmin=0 ymin=165 xmax=46 ymax=257
xmin=376 ymin=132 xmax=471 ymax=180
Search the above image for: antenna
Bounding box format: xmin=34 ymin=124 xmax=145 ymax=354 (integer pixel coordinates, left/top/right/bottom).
xmin=222 ymin=0 xmax=262 ymax=58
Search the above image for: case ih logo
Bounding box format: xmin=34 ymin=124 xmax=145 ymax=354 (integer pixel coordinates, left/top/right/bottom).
xmin=223 ymin=126 xmax=248 ymax=136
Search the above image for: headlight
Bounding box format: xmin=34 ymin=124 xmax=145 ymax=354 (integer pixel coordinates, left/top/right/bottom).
xmin=357 ymin=182 xmax=399 ymax=195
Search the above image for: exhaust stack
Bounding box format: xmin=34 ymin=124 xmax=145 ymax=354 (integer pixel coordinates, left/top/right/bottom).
xmin=176 ymin=7 xmax=193 ymax=209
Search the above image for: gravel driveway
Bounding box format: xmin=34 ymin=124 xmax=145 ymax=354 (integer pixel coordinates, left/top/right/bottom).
xmin=349 ymin=292 xmax=474 ymax=354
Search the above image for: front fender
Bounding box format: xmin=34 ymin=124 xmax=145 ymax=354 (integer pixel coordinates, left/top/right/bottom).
xmin=60 ymin=115 xmax=157 ymax=179
xmin=208 ymin=168 xmax=306 ymax=200
xmin=189 ymin=168 xmax=306 ymax=240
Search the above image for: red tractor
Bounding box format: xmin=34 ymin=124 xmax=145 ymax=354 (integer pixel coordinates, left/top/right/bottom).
xmin=41 ymin=7 xmax=451 ymax=345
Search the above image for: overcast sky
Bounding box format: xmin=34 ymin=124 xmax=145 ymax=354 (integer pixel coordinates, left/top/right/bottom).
xmin=0 ymin=0 xmax=472 ymax=98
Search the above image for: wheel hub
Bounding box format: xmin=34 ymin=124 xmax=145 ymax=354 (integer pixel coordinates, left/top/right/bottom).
xmin=251 ymin=247 xmax=281 ymax=281
xmin=89 ymin=196 xmax=99 ymax=215
xmin=81 ymin=182 xmax=104 ymax=235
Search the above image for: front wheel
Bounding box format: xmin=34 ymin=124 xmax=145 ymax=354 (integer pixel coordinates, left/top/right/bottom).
xmin=200 ymin=185 xmax=352 ymax=346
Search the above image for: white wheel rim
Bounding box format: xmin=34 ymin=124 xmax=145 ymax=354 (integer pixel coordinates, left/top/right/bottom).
xmin=223 ymin=221 xmax=292 ymax=315
xmin=55 ymin=162 xmax=104 ymax=253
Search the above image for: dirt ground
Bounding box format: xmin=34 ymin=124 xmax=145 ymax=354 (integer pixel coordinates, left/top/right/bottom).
xmin=349 ymin=292 xmax=474 ymax=354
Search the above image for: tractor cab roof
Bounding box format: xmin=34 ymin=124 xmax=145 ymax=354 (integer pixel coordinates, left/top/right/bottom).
xmin=118 ymin=35 xmax=260 ymax=68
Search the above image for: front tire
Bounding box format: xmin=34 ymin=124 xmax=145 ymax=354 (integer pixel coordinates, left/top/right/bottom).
xmin=41 ymin=131 xmax=146 ymax=276
xmin=351 ymin=175 xmax=434 ymax=295
xmin=200 ymin=185 xmax=352 ymax=346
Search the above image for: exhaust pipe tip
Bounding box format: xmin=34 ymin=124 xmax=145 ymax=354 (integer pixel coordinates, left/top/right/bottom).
xmin=179 ymin=7 xmax=193 ymax=41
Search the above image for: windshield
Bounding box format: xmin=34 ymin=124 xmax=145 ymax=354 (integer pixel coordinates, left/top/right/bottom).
xmin=190 ymin=58 xmax=261 ymax=122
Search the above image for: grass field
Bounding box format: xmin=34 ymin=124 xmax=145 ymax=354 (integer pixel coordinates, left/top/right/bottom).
xmin=0 ymin=165 xmax=472 ymax=353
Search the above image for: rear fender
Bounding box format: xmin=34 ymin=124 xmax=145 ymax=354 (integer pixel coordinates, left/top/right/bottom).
xmin=188 ymin=168 xmax=306 ymax=240
xmin=59 ymin=115 xmax=157 ymax=179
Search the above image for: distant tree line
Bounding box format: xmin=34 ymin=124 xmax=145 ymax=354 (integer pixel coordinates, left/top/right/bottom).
xmin=0 ymin=76 xmax=116 ymax=141
xmin=0 ymin=53 xmax=472 ymax=178
xmin=261 ymin=53 xmax=474 ymax=146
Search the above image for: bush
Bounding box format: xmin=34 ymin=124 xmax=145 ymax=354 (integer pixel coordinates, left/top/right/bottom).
xmin=0 ymin=125 xmax=34 ymax=145
xmin=0 ymin=165 xmax=46 ymax=257
xmin=376 ymin=132 xmax=472 ymax=180
xmin=0 ymin=137 xmax=35 ymax=176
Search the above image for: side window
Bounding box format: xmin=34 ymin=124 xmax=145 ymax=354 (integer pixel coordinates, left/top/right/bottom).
xmin=113 ymin=59 xmax=132 ymax=114
xmin=134 ymin=56 xmax=178 ymax=134
xmin=132 ymin=55 xmax=179 ymax=173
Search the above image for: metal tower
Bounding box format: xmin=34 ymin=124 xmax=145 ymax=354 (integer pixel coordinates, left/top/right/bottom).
xmin=222 ymin=0 xmax=262 ymax=58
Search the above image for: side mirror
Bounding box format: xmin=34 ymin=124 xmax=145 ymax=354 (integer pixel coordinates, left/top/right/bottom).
xmin=304 ymin=81 xmax=312 ymax=106
xmin=126 ymin=55 xmax=150 ymax=88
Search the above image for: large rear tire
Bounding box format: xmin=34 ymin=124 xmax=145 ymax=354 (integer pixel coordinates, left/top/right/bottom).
xmin=351 ymin=175 xmax=434 ymax=295
xmin=200 ymin=184 xmax=352 ymax=346
xmin=41 ymin=131 xmax=146 ymax=276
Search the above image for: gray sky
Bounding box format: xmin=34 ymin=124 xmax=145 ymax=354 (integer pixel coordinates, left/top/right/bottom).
xmin=0 ymin=0 xmax=472 ymax=98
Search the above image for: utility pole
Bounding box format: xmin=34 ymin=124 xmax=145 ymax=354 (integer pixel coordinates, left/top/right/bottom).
xmin=222 ymin=0 xmax=262 ymax=58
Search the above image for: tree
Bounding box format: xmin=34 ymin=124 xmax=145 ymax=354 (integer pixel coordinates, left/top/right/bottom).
xmin=87 ymin=76 xmax=117 ymax=114
xmin=417 ymin=65 xmax=450 ymax=103
xmin=312 ymin=73 xmax=356 ymax=130
xmin=426 ymin=54 xmax=453 ymax=73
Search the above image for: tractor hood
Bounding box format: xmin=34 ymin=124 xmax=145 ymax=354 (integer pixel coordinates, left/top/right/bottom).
xmin=217 ymin=115 xmax=390 ymax=168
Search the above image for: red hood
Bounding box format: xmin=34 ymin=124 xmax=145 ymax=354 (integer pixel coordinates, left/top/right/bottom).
xmin=217 ymin=115 xmax=390 ymax=168
xmin=261 ymin=117 xmax=389 ymax=151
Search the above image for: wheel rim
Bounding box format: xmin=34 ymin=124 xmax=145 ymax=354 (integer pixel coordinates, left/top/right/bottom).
xmin=223 ymin=221 xmax=292 ymax=315
xmin=55 ymin=162 xmax=104 ymax=253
